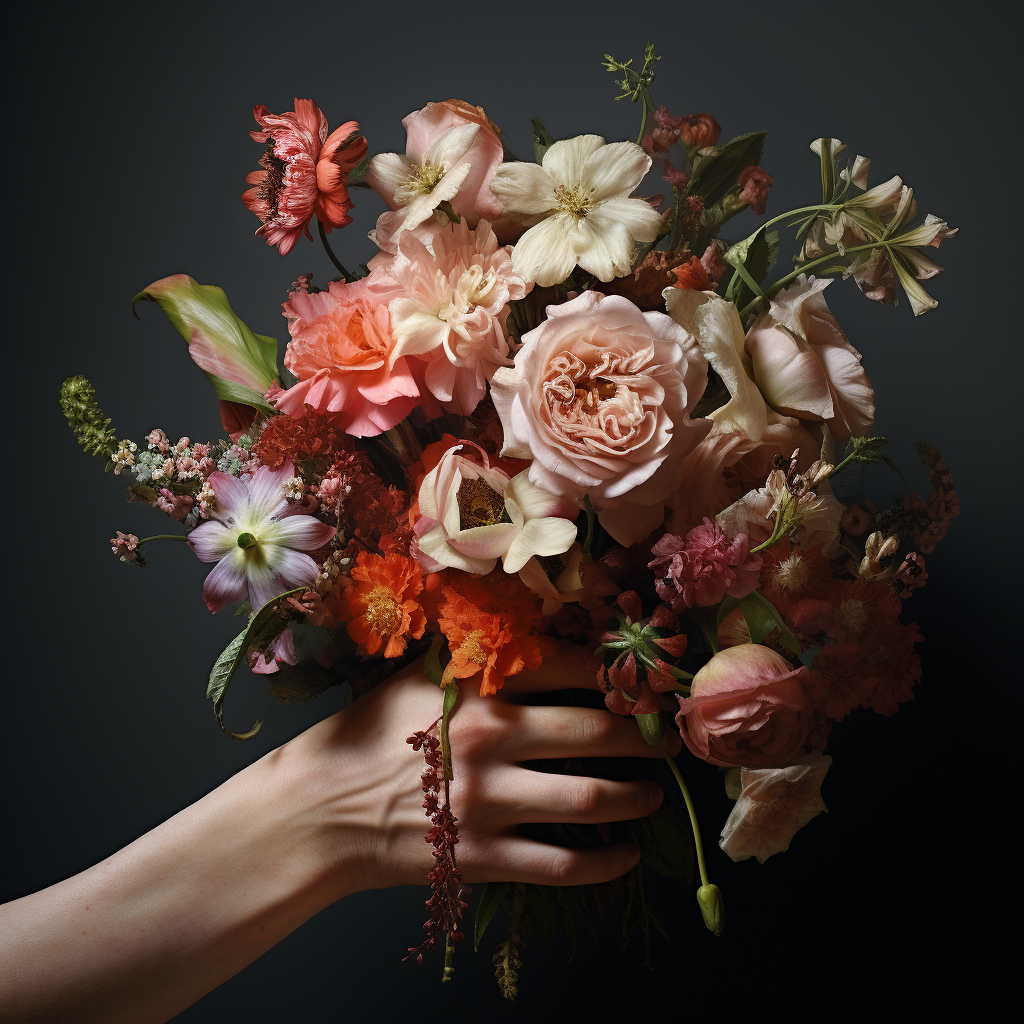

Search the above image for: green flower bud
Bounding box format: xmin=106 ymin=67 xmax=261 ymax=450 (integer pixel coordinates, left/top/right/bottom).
xmin=697 ymin=883 xmax=724 ymax=936
xmin=60 ymin=376 xmax=117 ymax=458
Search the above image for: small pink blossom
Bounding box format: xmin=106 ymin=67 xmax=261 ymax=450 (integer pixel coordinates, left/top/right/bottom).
xmin=156 ymin=488 xmax=194 ymax=521
xmin=110 ymin=532 xmax=140 ymax=563
xmin=649 ymin=518 xmax=762 ymax=610
xmin=146 ymin=429 xmax=170 ymax=453
xmin=738 ymin=165 xmax=773 ymax=215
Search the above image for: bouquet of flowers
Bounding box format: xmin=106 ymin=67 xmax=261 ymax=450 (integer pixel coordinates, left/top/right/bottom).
xmin=60 ymin=47 xmax=958 ymax=995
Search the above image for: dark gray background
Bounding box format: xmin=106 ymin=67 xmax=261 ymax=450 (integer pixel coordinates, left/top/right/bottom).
xmin=10 ymin=2 xmax=1014 ymax=1018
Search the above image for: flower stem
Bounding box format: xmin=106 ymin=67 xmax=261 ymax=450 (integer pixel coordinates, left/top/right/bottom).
xmin=317 ymin=220 xmax=354 ymax=282
xmin=137 ymin=534 xmax=189 ymax=545
xmin=660 ymin=748 xmax=711 ymax=888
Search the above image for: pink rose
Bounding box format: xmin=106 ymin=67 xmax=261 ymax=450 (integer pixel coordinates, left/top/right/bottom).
xmin=719 ymin=753 xmax=831 ymax=863
xmin=675 ymin=644 xmax=828 ymax=768
xmin=490 ymin=291 xmax=710 ymax=547
xmin=744 ymin=276 xmax=875 ymax=441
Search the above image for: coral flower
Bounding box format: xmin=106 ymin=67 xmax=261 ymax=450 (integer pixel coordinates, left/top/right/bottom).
xmin=338 ymin=551 xmax=426 ymax=658
xmin=243 ymin=99 xmax=367 ymax=255
xmin=189 ymin=462 xmax=337 ymax=613
xmin=273 ymin=272 xmax=420 ymax=437
xmin=437 ymin=573 xmax=554 ymax=696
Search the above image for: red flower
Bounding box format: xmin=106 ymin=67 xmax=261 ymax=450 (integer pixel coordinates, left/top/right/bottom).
xmin=678 ymin=114 xmax=721 ymax=149
xmin=243 ymin=99 xmax=367 ymax=255
xmin=738 ymin=165 xmax=773 ymax=215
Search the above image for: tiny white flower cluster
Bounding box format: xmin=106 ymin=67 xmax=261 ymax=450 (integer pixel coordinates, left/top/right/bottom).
xmin=111 ymin=440 xmax=138 ymax=476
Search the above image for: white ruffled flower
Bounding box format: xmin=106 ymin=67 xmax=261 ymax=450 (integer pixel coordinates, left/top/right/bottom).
xmin=366 ymin=124 xmax=480 ymax=245
xmin=490 ymin=135 xmax=662 ymax=286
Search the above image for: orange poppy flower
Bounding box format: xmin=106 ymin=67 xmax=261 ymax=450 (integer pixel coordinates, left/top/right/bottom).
xmin=339 ymin=551 xmax=426 ymax=658
xmin=438 ymin=572 xmax=555 ymax=696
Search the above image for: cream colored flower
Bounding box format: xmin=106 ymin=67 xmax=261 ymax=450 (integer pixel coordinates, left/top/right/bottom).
xmin=490 ymin=135 xmax=662 ymax=286
xmin=366 ymin=123 xmax=480 ymax=245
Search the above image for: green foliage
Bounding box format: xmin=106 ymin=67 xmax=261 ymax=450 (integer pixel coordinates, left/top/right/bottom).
xmin=206 ymin=587 xmax=304 ymax=740
xmin=440 ymin=679 xmax=459 ymax=782
xmin=724 ymin=229 xmax=780 ymax=312
xmin=531 ymin=118 xmax=554 ymax=164
xmin=474 ymin=882 xmax=510 ymax=951
xmin=834 ymin=435 xmax=902 ymax=478
xmin=739 ymin=591 xmax=802 ymax=655
xmin=60 ymin=376 xmax=117 ymax=457
xmin=636 ymin=802 xmax=695 ymax=880
xmin=687 ymin=131 xmax=767 ymax=208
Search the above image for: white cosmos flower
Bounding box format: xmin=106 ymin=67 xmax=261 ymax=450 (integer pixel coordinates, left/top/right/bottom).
xmin=366 ymin=123 xmax=480 ymax=245
xmin=490 ymin=135 xmax=662 ymax=287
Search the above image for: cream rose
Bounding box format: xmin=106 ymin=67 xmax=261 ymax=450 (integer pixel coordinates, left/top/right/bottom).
xmin=491 ymin=291 xmax=710 ymax=547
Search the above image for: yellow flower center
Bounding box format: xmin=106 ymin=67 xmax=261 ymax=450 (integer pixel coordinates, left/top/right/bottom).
xmin=458 ymin=629 xmax=489 ymax=665
xmin=457 ymin=478 xmax=510 ymax=529
xmin=554 ymin=182 xmax=595 ymax=219
xmin=771 ymin=553 xmax=810 ymax=592
xmin=364 ymin=584 xmax=402 ymax=636
xmin=395 ymin=161 xmax=446 ymax=203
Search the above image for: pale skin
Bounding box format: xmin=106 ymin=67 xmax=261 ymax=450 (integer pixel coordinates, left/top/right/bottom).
xmin=0 ymin=646 xmax=678 ymax=1023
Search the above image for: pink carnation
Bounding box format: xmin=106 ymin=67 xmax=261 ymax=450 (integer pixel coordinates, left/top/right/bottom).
xmin=649 ymin=518 xmax=762 ymax=610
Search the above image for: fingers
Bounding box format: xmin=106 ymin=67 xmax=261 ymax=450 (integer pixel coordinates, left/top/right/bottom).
xmin=502 ymin=643 xmax=601 ymax=693
xmin=475 ymin=836 xmax=641 ymax=887
xmin=503 ymin=705 xmax=680 ymax=761
xmin=490 ymin=766 xmax=663 ymax=826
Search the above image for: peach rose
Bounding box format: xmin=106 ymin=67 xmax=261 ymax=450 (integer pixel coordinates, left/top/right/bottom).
xmin=274 ymin=272 xmax=419 ymax=436
xmin=490 ymin=290 xmax=710 ymax=547
xmin=744 ymin=276 xmax=875 ymax=441
xmin=719 ymin=753 xmax=831 ymax=863
xmin=675 ymin=643 xmax=828 ymax=768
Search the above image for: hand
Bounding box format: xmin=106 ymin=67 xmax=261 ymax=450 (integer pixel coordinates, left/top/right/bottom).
xmin=276 ymin=642 xmax=680 ymax=897
xmin=0 ymin=642 xmax=676 ymax=1024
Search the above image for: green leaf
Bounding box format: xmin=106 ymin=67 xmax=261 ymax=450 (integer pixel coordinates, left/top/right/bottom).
xmin=206 ymin=586 xmax=305 ymax=740
xmin=739 ymin=591 xmax=801 ymax=655
xmin=525 ymin=885 xmax=559 ymax=948
xmin=687 ymin=131 xmax=767 ymax=208
xmin=636 ymin=802 xmax=695 ymax=880
xmin=132 ymin=275 xmax=280 ymax=414
xmin=347 ymin=152 xmax=371 ymax=183
xmin=531 ymin=117 xmax=554 ymax=164
xmin=440 ymin=680 xmax=459 ymax=781
xmin=724 ymin=229 xmax=779 ymax=310
xmin=424 ymin=632 xmax=445 ymax=687
xmin=474 ymin=882 xmax=510 ymax=952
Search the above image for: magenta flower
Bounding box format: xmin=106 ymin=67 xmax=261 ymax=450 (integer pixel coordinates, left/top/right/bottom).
xmin=189 ymin=462 xmax=336 ymax=612
xmin=649 ymin=518 xmax=762 ymax=610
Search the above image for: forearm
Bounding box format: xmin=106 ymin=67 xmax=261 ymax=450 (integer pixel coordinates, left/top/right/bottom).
xmin=0 ymin=745 xmax=345 ymax=1024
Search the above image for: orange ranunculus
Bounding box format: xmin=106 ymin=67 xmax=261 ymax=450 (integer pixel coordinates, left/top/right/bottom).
xmin=337 ymin=551 xmax=426 ymax=658
xmin=437 ymin=572 xmax=554 ymax=696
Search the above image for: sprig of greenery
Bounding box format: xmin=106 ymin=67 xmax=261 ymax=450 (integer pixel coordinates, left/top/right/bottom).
xmin=60 ymin=376 xmax=118 ymax=457
xmin=832 ymin=435 xmax=902 ymax=478
xmin=602 ymin=44 xmax=660 ymax=143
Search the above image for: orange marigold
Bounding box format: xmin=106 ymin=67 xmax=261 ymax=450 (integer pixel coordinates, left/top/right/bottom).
xmin=253 ymin=409 xmax=348 ymax=469
xmin=338 ymin=551 xmax=426 ymax=658
xmin=438 ymin=572 xmax=555 ymax=696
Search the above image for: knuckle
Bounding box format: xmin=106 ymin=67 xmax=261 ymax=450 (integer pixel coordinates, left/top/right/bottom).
xmin=578 ymin=712 xmax=616 ymax=749
xmin=565 ymin=778 xmax=603 ymax=818
xmin=543 ymin=849 xmax=582 ymax=885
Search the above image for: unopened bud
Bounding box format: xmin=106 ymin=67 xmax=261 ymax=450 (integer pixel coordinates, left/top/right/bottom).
xmin=696 ymin=883 xmax=724 ymax=936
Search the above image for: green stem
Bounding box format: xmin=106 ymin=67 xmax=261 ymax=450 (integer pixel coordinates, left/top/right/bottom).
xmin=660 ymin=749 xmax=711 ymax=888
xmin=750 ymin=515 xmax=787 ymax=554
xmin=636 ymin=89 xmax=650 ymax=145
xmin=137 ymin=534 xmax=189 ymax=545
xmin=318 ymin=220 xmax=354 ymax=282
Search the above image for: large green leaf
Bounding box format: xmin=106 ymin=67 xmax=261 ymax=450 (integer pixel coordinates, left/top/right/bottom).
xmin=133 ymin=275 xmax=279 ymax=414
xmin=687 ymin=130 xmax=768 ymax=208
xmin=474 ymin=882 xmax=510 ymax=951
xmin=206 ymin=587 xmax=304 ymax=740
xmin=739 ymin=591 xmax=801 ymax=655
xmin=637 ymin=801 xmax=695 ymax=880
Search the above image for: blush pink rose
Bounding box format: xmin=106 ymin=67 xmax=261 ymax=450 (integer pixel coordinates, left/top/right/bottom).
xmin=744 ymin=276 xmax=875 ymax=441
xmin=675 ymin=643 xmax=828 ymax=768
xmin=719 ymin=753 xmax=831 ymax=863
xmin=273 ymin=272 xmax=419 ymax=436
xmin=490 ymin=291 xmax=710 ymax=547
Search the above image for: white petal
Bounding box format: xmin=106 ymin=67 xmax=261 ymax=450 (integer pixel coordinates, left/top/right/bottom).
xmin=593 ymin=197 xmax=662 ymax=243
xmin=424 ymin=124 xmax=480 ymax=169
xmin=894 ymin=262 xmax=938 ymax=315
xmin=208 ymin=471 xmax=248 ymax=519
xmin=272 ymin=515 xmax=337 ymax=551
xmin=512 ymin=215 xmax=577 ymax=287
xmin=572 ymin=213 xmax=635 ymax=282
xmin=848 ymin=174 xmax=903 ymax=209
xmin=202 ymin=550 xmax=249 ymax=612
xmin=246 ymin=463 xmax=292 ymax=522
xmin=490 ymin=162 xmax=558 ymax=215
xmin=389 ymin=298 xmax=448 ymax=366
xmin=417 ymin=524 xmax=495 ymax=575
xmin=189 ymin=520 xmax=237 ymax=563
xmin=582 ymin=141 xmax=651 ymax=201
xmin=503 ymin=517 xmax=578 ymax=573
xmin=366 ymin=153 xmax=412 ymax=207
xmin=542 ymin=135 xmax=605 ymax=186
xmin=506 ymin=470 xmax=579 ymax=521
xmin=267 ymin=547 xmax=320 ymax=588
